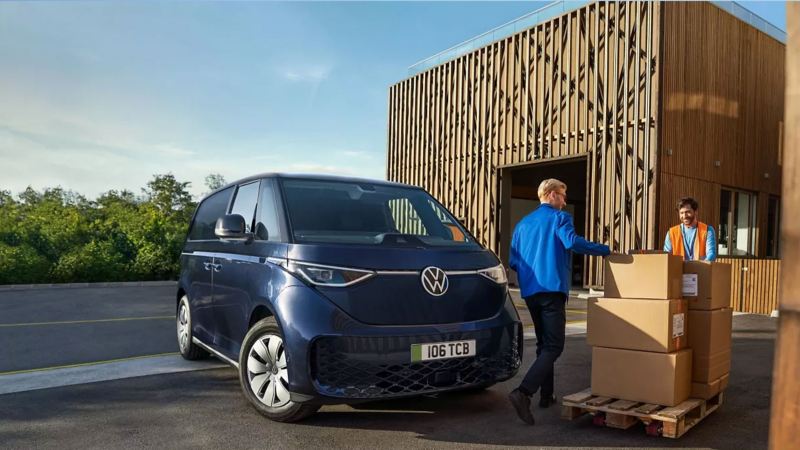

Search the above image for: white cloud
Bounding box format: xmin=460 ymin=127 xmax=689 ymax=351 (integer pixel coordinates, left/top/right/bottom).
xmin=286 ymin=163 xmax=357 ymax=175
xmin=151 ymin=143 xmax=196 ymax=158
xmin=341 ymin=150 xmax=374 ymax=159
xmin=281 ymin=64 xmax=332 ymax=83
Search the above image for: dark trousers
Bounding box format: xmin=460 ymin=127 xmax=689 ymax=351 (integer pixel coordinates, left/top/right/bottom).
xmin=519 ymin=292 xmax=567 ymax=397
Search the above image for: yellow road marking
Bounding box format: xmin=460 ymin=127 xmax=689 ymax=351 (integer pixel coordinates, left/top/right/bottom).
xmin=0 ymin=352 xmax=181 ymax=376
xmin=0 ymin=315 xmax=173 ymax=328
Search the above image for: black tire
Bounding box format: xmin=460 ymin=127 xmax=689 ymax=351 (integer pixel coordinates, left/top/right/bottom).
xmin=177 ymin=295 xmax=209 ymax=360
xmin=238 ymin=317 xmax=320 ymax=422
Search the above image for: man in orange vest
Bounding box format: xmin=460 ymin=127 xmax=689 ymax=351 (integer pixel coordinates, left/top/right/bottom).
xmin=663 ymin=197 xmax=717 ymax=261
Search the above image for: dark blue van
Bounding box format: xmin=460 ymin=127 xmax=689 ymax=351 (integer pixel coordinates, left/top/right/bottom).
xmin=176 ymin=174 xmax=522 ymax=422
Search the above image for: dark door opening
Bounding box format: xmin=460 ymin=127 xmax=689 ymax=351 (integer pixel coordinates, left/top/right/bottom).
xmin=499 ymin=156 xmax=589 ymax=288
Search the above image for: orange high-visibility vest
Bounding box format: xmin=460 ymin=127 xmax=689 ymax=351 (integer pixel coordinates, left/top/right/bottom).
xmin=669 ymin=222 xmax=708 ymax=260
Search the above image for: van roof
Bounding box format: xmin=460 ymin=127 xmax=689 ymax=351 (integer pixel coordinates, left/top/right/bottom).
xmin=203 ymin=173 xmax=420 ymax=201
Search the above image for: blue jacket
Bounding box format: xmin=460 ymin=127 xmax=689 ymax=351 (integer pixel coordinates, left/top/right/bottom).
xmin=510 ymin=204 xmax=610 ymax=297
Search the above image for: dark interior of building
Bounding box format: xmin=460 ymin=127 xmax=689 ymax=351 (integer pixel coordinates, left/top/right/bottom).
xmin=508 ymin=157 xmax=588 ymax=287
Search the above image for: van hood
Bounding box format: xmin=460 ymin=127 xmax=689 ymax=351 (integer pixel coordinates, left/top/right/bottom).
xmin=286 ymin=243 xmax=507 ymax=325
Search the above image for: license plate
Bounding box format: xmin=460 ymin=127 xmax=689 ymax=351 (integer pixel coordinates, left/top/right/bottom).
xmin=411 ymin=340 xmax=476 ymax=362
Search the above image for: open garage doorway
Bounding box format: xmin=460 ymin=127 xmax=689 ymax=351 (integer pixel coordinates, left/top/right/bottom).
xmin=499 ymin=155 xmax=589 ymax=288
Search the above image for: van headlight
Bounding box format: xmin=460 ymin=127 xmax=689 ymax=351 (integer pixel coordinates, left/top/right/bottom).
xmin=288 ymin=261 xmax=375 ymax=287
xmin=478 ymin=264 xmax=507 ymax=284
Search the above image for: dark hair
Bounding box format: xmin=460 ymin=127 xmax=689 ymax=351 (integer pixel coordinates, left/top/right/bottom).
xmin=677 ymin=197 xmax=698 ymax=211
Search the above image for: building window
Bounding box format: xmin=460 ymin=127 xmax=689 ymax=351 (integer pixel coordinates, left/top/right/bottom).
xmin=718 ymin=189 xmax=758 ymax=256
xmin=766 ymin=196 xmax=781 ymax=257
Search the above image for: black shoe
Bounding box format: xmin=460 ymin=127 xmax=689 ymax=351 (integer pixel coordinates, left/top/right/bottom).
xmin=539 ymin=394 xmax=558 ymax=408
xmin=508 ymin=389 xmax=535 ymax=425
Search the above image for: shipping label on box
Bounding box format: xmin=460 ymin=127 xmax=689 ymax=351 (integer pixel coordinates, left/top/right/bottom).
xmin=682 ymin=274 xmax=698 ymax=297
xmin=672 ymin=312 xmax=685 ymax=338
xmin=683 ymin=261 xmax=732 ymax=310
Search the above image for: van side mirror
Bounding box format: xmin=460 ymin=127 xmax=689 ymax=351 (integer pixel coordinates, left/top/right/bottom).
xmin=215 ymin=214 xmax=254 ymax=243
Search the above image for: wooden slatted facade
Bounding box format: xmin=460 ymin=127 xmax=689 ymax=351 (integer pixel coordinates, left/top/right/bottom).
xmin=387 ymin=1 xmax=785 ymax=297
xmin=718 ymin=257 xmax=781 ymax=314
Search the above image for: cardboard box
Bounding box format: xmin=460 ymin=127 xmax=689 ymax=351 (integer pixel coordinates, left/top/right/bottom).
xmin=691 ymin=373 xmax=730 ymax=399
xmin=588 ymin=298 xmax=688 ymax=353
xmin=693 ymin=348 xmax=731 ymax=382
xmin=688 ymin=308 xmax=733 ymax=357
xmin=682 ymin=261 xmax=732 ymax=310
xmin=604 ymin=253 xmax=683 ymax=299
xmin=591 ymin=347 xmax=692 ymax=406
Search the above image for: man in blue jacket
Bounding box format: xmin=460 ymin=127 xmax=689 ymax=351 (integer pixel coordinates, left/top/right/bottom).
xmin=508 ymin=178 xmax=610 ymax=425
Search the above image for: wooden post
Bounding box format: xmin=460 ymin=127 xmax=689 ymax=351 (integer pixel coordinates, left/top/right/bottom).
xmin=769 ymin=4 xmax=800 ymax=449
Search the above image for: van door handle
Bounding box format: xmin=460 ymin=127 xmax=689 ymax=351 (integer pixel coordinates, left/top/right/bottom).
xmin=203 ymin=262 xmax=212 ymax=271
xmin=212 ymin=263 xmax=222 ymax=272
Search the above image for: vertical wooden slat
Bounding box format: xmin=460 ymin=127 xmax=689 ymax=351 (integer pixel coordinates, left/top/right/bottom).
xmin=537 ymin=24 xmax=543 ymax=159
xmin=621 ymin=1 xmax=630 ymax=252
xmin=548 ymin=19 xmax=555 ymax=158
xmin=565 ymin=13 xmax=572 ymax=155
xmin=587 ymin=3 xmax=597 ymax=282
xmin=632 ymin=0 xmax=641 ymax=248
xmin=602 ymin=0 xmax=611 ymax=249
xmin=644 ymin=0 xmax=655 ymax=249
xmin=522 ymin=29 xmax=530 ymax=163
xmin=442 ymin=64 xmax=449 ymax=209
xmin=611 ymin=1 xmax=620 ymax=251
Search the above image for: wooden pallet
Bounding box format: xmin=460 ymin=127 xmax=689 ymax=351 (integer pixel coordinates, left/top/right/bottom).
xmin=561 ymin=389 xmax=724 ymax=438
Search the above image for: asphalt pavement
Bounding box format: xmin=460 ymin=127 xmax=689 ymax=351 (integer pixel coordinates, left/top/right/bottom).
xmin=0 ymin=284 xmax=775 ymax=449
xmin=0 ymin=285 xmax=178 ymax=373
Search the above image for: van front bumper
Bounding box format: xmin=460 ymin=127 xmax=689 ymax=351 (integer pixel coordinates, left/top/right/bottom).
xmin=273 ymin=285 xmax=522 ymax=404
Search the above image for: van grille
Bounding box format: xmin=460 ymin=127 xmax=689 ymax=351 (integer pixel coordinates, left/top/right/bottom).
xmin=310 ymin=327 xmax=521 ymax=399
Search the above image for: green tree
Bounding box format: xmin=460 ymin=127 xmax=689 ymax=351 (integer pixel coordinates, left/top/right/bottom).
xmin=204 ymin=173 xmax=227 ymax=192
xmin=0 ymin=174 xmax=199 ymax=284
xmin=50 ymin=240 xmax=129 ymax=282
xmin=0 ymin=242 xmax=51 ymax=284
xmin=141 ymin=173 xmax=194 ymax=218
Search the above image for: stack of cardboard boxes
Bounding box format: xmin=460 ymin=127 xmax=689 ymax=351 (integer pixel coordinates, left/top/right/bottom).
xmin=684 ymin=261 xmax=733 ymax=399
xmin=589 ymin=253 xmax=691 ymax=406
xmin=588 ymin=253 xmax=733 ymax=406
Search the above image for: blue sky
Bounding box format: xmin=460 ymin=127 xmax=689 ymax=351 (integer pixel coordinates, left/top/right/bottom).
xmin=0 ymin=1 xmax=787 ymax=199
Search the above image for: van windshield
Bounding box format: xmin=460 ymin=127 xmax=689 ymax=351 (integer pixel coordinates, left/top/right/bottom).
xmin=279 ymin=179 xmax=475 ymax=247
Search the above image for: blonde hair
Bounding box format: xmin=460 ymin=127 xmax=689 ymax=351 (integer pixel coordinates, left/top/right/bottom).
xmin=538 ymin=178 xmax=567 ymax=202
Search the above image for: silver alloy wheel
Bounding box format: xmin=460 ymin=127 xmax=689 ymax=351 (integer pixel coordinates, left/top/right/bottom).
xmin=247 ymin=334 xmax=290 ymax=408
xmin=177 ymin=300 xmax=190 ymax=353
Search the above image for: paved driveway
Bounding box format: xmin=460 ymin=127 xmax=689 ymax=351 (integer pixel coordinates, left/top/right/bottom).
xmin=0 ymin=285 xmax=775 ymax=449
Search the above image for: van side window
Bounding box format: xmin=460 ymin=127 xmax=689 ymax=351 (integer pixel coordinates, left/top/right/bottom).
xmin=230 ymin=181 xmax=260 ymax=233
xmin=255 ymin=179 xmax=283 ymax=242
xmin=188 ymin=186 xmax=234 ymax=240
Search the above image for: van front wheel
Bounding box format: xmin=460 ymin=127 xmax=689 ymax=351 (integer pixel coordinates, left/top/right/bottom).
xmin=238 ymin=317 xmax=319 ymax=422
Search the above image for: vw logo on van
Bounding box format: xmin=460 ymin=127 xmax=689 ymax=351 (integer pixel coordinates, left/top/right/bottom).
xmin=421 ymin=267 xmax=448 ymax=297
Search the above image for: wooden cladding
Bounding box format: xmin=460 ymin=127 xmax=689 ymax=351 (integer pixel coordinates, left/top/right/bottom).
xmin=660 ymin=2 xmax=784 ymax=197
xmin=387 ymin=1 xmax=661 ymax=285
xmin=386 ymin=1 xmax=785 ymax=289
xmin=718 ymin=257 xmax=781 ymax=315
